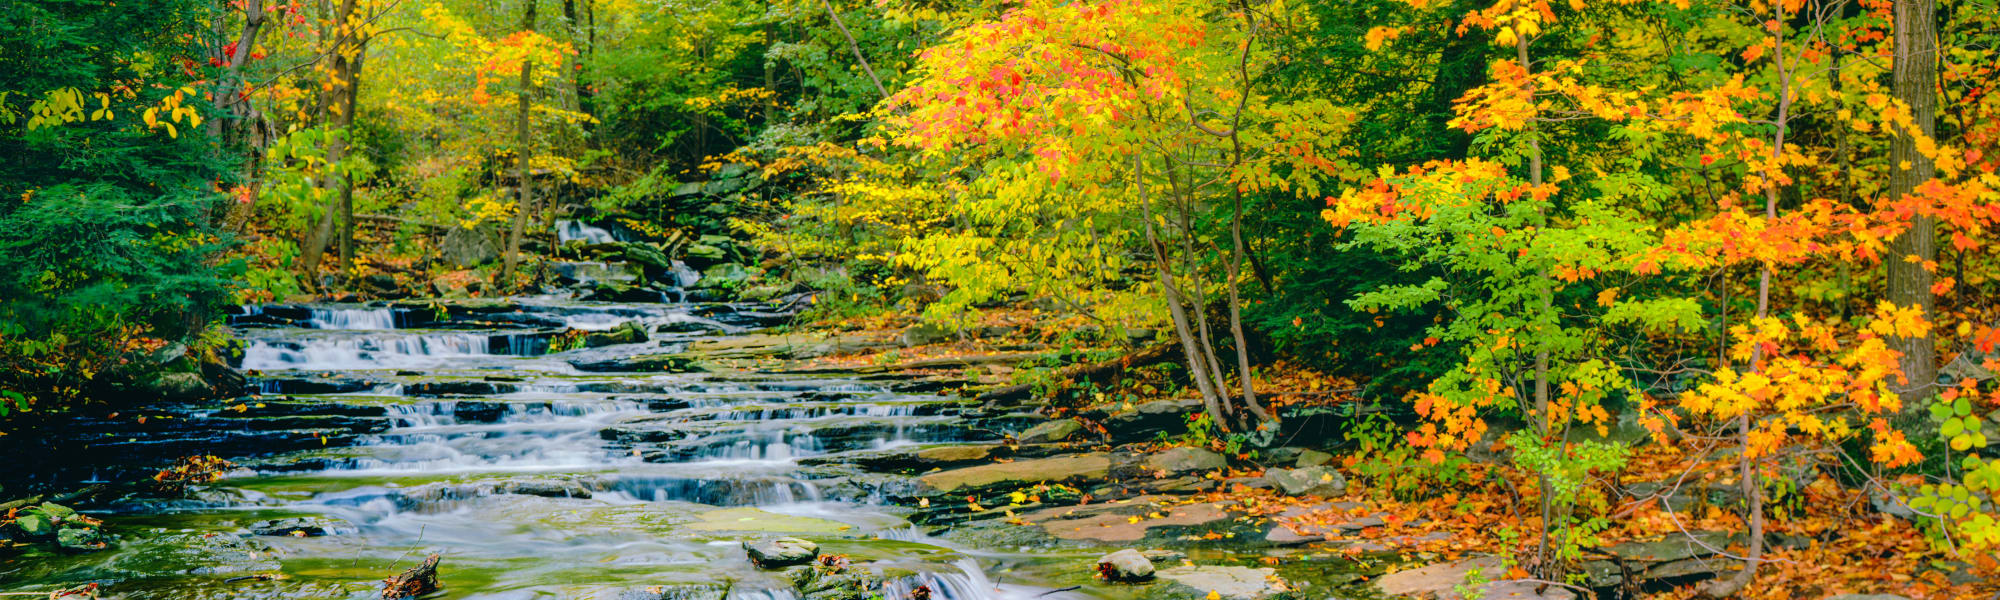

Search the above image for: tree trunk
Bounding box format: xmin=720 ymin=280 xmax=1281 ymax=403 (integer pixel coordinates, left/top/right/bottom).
xmin=298 ymin=0 xmax=364 ymax=287
xmin=499 ymin=0 xmax=539 ymax=289
xmin=337 ymin=48 xmax=367 ymax=273
xmin=212 ymin=0 xmax=268 ymax=233
xmin=1887 ymin=0 xmax=1939 ymax=408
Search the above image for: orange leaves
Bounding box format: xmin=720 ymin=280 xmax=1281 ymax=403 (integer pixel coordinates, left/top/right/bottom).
xmin=1362 ymin=26 xmax=1404 ymax=51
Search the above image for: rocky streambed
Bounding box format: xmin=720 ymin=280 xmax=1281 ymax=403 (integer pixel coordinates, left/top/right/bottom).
xmin=0 ymin=298 xmax=1395 ymax=600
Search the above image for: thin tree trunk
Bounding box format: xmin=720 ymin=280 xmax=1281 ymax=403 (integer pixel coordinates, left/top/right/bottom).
xmin=298 ymin=0 xmax=363 ymax=287
xmin=1515 ymin=33 xmax=1556 ymax=578
xmin=817 ymin=0 xmax=887 ymax=99
xmin=499 ymin=0 xmax=539 ymax=289
xmin=1135 ymin=156 xmax=1230 ymax=428
xmin=1703 ymin=3 xmax=1794 ymax=594
xmin=1887 ymin=0 xmax=1939 ymax=409
xmin=337 ymin=48 xmax=367 ymax=273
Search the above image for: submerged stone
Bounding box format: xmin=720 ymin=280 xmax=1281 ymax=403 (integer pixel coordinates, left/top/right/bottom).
xmin=249 ymin=517 xmax=351 ymax=537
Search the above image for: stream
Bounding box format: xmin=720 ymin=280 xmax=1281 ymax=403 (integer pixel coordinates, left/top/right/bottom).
xmin=0 ymin=298 xmax=1111 ymax=599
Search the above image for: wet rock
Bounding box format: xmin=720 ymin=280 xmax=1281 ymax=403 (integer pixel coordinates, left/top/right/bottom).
xmin=405 ymin=380 xmax=521 ymax=397
xmin=570 ymin=353 xmax=706 ymax=373
xmin=583 ymin=322 xmax=649 ymax=348
xmin=500 ymin=479 xmax=593 ymax=498
xmin=581 ymin=283 xmax=670 ymax=303
xmin=901 ymin=322 xmax=956 ymax=347
xmin=918 ymin=453 xmax=1111 ymax=494
xmin=744 ymin=536 xmax=819 ymax=568
xmin=1017 ymin=419 xmax=1084 ymax=444
xmin=800 ymin=444 xmax=1005 ymax=472
xmin=1097 ymin=549 xmax=1155 ymax=582
xmin=1141 ymin=549 xmax=1187 ymax=563
xmin=789 ymin=563 xmax=889 ymax=600
xmin=1264 ymin=466 xmax=1346 ymax=497
xmin=1145 ymin=447 xmax=1227 ymax=476
xmin=54 ymin=525 xmax=105 ymax=551
xmin=655 ymin=319 xmax=725 ymax=334
xmin=249 ymin=517 xmax=350 ymax=537
xmin=253 ymin=376 xmax=378 ymax=394
xmin=1154 ymin=566 xmax=1285 ymax=600
xmin=1377 ymin=556 xmax=1574 ymax=600
xmin=452 ymin=401 xmax=508 ymax=423
xmin=1103 ymin=398 xmax=1205 ymax=442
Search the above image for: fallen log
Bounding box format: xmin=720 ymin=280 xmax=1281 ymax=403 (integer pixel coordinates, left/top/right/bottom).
xmin=975 ymin=343 xmax=1178 ymax=405
xmin=381 ymin=554 xmax=441 ymax=599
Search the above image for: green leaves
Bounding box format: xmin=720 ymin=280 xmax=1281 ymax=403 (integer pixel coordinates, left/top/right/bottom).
xmin=1930 ymin=397 xmax=1989 ymax=452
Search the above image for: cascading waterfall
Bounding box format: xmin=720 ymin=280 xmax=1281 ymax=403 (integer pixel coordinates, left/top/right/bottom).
xmin=671 ymin=260 xmax=702 ymax=288
xmin=305 ymin=307 xmax=399 ymax=330
xmin=556 ymin=219 xmax=620 ymax=244
xmin=241 ymin=332 xmax=503 ymax=370
xmin=41 ymin=300 xmax=1075 ymax=600
xmin=883 ymin=559 xmax=1074 ymax=600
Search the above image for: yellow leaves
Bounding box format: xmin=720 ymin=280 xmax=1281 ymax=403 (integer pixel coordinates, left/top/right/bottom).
xmin=1595 ymin=287 xmax=1620 ymax=307
xmin=1867 ymin=301 xmax=1931 ymax=340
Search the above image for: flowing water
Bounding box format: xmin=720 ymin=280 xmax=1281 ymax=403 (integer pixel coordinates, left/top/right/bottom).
xmin=1 ymin=300 xmax=1108 ymax=600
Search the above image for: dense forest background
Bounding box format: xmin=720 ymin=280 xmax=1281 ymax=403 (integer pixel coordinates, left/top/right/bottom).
xmin=5 ymin=0 xmax=2000 ymax=596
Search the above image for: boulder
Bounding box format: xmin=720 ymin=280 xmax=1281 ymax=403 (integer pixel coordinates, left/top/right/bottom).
xmin=1097 ymin=549 xmax=1155 ymax=582
xmin=744 ymin=536 xmax=819 ymax=568
xmin=149 ymin=371 xmax=213 ymax=401
xmin=441 ymin=226 xmax=499 ymax=267
xmin=1295 ymin=449 xmax=1334 ymax=468
xmin=1017 ymin=420 xmax=1085 ymax=444
xmin=1145 ymin=447 xmax=1228 ymax=476
xmin=1264 ymin=466 xmax=1346 ymax=497
xmin=1155 ymin=566 xmax=1285 ymax=600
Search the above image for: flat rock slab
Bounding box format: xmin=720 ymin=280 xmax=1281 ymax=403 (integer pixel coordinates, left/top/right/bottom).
xmin=1155 ymin=566 xmax=1284 ymax=600
xmin=1375 ymin=556 xmax=1574 ymax=600
xmin=687 ymin=507 xmax=852 ymax=534
xmin=1023 ymin=498 xmax=1231 ymax=543
xmin=919 ymin=453 xmax=1110 ymax=493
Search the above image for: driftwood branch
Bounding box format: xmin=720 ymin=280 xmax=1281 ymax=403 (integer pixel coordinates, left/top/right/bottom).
xmin=381 ymin=554 xmax=440 ymax=599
